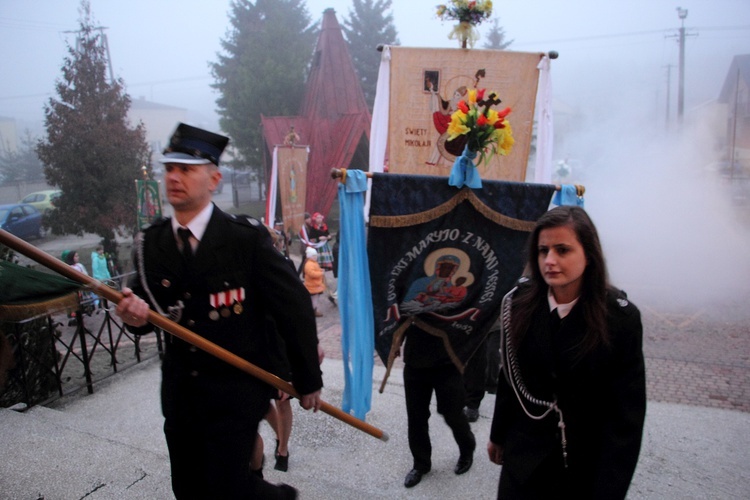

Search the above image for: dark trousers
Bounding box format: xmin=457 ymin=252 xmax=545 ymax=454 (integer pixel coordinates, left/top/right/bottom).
xmin=404 ymin=363 xmax=476 ymax=472
xmin=162 ymin=376 xmax=291 ymax=499
xmin=463 ymin=338 xmax=489 ymax=410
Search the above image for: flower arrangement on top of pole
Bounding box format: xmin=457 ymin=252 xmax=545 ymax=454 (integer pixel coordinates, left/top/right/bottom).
xmin=446 ymin=88 xmax=514 ymax=189
xmin=436 ymin=0 xmax=493 ymax=48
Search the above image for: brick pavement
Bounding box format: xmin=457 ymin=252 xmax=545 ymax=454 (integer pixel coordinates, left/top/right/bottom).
xmin=315 ymin=289 xmax=750 ymax=414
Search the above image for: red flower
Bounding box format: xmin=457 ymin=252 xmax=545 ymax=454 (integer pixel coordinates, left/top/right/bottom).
xmin=477 ymin=114 xmax=488 ymax=126
xmin=457 ymin=100 xmax=469 ymax=113
xmin=477 ymin=88 xmax=486 ymax=100
xmin=498 ymin=107 xmax=512 ymax=119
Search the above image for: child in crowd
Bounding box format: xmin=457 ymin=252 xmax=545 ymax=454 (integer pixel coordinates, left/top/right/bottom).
xmin=303 ymin=247 xmax=325 ymax=317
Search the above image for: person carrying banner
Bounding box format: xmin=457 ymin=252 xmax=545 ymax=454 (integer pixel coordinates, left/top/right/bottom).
xmin=487 ymin=206 xmax=646 ymax=499
xmin=116 ymin=122 xmax=323 ymax=500
xmin=401 ymin=325 xmax=476 ymax=488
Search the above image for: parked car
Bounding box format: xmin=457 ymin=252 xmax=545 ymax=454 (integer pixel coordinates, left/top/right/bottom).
xmin=0 ymin=203 xmax=45 ymax=240
xmin=19 ymin=190 xmax=61 ymax=214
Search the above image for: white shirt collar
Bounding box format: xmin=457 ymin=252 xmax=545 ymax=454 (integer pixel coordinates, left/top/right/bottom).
xmin=171 ymin=202 xmax=214 ymax=244
xmin=548 ymin=288 xmax=579 ymax=319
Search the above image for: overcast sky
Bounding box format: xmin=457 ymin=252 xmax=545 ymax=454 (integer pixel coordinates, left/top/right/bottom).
xmin=1 ymin=0 xmax=748 ymax=134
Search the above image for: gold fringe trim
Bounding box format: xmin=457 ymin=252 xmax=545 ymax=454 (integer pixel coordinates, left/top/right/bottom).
xmin=369 ymin=187 xmax=537 ymax=232
xmin=0 ymin=293 xmax=79 ymax=322
xmin=379 ymin=317 xmax=414 ymax=393
xmin=378 ymin=315 xmax=468 ymax=392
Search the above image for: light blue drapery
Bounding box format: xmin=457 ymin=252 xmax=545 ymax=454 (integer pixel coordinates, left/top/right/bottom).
xmin=552 ymin=184 xmax=585 ymax=207
xmin=338 ymin=170 xmax=374 ymax=420
xmin=448 ymin=146 xmax=482 ymax=188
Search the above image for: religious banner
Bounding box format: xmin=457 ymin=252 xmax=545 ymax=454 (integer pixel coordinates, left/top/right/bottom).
xmin=367 ymin=173 xmax=555 ymax=372
xmin=136 ymin=179 xmax=162 ymax=230
xmin=386 ymin=47 xmax=541 ymax=181
xmin=276 ymin=145 xmax=309 ymax=240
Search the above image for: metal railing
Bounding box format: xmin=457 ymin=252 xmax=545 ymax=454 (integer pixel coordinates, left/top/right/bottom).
xmin=1 ymin=272 xmax=164 ymax=408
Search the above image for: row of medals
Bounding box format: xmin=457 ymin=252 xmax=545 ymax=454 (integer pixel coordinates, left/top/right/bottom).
xmin=209 ymin=301 xmax=243 ymax=321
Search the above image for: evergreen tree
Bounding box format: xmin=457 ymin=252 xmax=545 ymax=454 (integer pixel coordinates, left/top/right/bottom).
xmin=36 ymin=0 xmax=150 ymax=254
xmin=341 ymin=0 xmax=399 ymax=110
xmin=211 ymin=0 xmax=316 ymax=173
xmin=482 ymin=18 xmax=513 ymax=50
xmin=0 ymin=130 xmax=45 ymax=184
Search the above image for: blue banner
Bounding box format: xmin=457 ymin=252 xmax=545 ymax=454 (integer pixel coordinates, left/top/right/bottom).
xmin=368 ymin=173 xmax=555 ymax=370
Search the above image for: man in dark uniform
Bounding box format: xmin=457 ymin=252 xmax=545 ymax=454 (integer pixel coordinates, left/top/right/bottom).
xmin=116 ymin=123 xmax=322 ymax=499
xmin=402 ymin=327 xmax=476 ymax=488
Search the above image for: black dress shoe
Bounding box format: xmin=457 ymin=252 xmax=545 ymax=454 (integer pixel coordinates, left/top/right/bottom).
xmin=275 ymin=452 xmax=289 ymax=472
xmin=454 ymin=455 xmax=473 ymax=475
xmin=404 ymin=468 xmax=426 ymax=488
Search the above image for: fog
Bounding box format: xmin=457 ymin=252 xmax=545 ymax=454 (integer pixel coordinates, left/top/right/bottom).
xmin=572 ymin=106 xmax=750 ymax=316
xmin=1 ymin=0 xmax=749 ymax=313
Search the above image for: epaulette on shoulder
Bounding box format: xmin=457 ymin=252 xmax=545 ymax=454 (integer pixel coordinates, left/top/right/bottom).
xmin=226 ymin=213 xmax=265 ymax=232
xmin=608 ymin=287 xmax=638 ymax=316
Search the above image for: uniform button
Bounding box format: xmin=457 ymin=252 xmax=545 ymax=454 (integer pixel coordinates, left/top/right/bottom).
xmin=190 ymin=370 xmax=199 ymax=377
xmin=187 ymin=320 xmax=195 ymax=327
xmin=189 ymin=346 xmax=197 ymax=353
xmin=184 ymin=292 xmax=192 ymax=299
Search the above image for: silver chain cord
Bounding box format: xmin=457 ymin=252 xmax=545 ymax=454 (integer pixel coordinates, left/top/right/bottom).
xmin=136 ymin=231 xmax=184 ymax=324
xmin=500 ymin=286 xmax=568 ymax=468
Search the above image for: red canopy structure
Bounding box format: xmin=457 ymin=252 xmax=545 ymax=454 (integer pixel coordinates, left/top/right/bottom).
xmin=261 ymin=8 xmax=371 ymax=217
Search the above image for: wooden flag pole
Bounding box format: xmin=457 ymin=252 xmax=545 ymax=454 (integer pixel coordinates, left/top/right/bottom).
xmin=0 ymin=229 xmax=388 ymax=442
xmin=329 ymin=167 xmax=584 ymax=196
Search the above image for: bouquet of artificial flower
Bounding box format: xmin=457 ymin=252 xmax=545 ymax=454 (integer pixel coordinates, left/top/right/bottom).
xmin=437 ymin=0 xmax=493 ymax=23
xmin=447 ymin=88 xmax=514 ymax=167
xmin=436 ymin=0 xmax=494 ymax=47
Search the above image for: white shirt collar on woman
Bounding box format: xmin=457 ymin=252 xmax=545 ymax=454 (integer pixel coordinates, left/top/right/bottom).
xmin=547 ymin=288 xmax=579 ymax=319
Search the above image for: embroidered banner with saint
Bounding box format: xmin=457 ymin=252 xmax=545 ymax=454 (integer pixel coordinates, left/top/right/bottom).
xmin=386 ymin=47 xmax=540 ymax=181
xmin=276 ymin=145 xmax=308 ymax=239
xmin=368 ymin=173 xmax=555 ymax=371
xmin=136 ymin=179 xmax=162 ymax=230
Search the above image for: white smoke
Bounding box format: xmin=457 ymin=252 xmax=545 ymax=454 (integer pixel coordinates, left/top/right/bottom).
xmin=567 ymin=107 xmax=750 ymax=316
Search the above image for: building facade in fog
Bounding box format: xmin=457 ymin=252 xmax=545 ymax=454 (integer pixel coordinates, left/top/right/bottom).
xmin=0 ymin=116 xmax=18 ymax=153
xmin=719 ymin=54 xmax=750 ymax=167
xmin=127 ymin=97 xmax=187 ymax=167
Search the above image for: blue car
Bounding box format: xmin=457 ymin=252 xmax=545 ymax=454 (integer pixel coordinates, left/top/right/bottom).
xmin=0 ymin=203 xmax=45 ymax=240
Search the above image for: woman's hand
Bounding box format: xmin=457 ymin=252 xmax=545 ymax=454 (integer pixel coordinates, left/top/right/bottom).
xmin=487 ymin=441 xmax=504 ymax=465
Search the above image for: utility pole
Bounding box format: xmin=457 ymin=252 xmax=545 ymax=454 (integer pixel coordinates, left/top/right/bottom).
xmin=664 ymin=64 xmax=673 ymax=132
xmin=676 ymin=7 xmax=688 ymax=124
xmin=64 ymin=26 xmax=114 ymax=84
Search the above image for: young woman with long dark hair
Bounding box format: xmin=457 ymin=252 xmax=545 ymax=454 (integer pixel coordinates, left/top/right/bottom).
xmin=487 ymin=206 xmax=646 ymax=499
